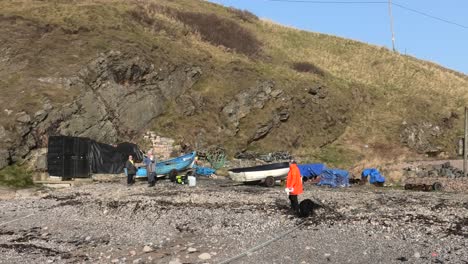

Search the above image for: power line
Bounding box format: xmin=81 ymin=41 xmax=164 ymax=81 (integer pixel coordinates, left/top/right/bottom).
xmin=392 ymin=1 xmax=468 ymax=30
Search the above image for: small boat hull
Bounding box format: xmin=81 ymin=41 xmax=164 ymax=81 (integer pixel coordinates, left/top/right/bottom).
xmin=135 ymin=151 xmax=196 ymax=178
xmin=228 ymin=162 xmax=290 ymax=182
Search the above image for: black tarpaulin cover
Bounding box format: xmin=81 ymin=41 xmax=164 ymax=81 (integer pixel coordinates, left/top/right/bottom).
xmin=90 ymin=141 xmax=144 ymax=174
xmin=47 ymin=135 xmax=143 ymax=175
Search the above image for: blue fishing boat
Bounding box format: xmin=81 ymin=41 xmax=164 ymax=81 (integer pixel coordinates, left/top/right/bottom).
xmin=156 ymin=151 xmax=197 ymax=175
xmin=136 ymin=151 xmax=196 ymax=178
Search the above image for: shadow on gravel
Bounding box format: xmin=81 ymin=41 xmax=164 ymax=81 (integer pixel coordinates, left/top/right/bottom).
xmin=300 ymin=201 xmax=345 ymax=228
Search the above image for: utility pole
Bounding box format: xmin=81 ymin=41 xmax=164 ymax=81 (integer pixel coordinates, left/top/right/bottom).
xmin=388 ymin=0 xmax=396 ymax=52
xmin=464 ymin=107 xmax=468 ymax=177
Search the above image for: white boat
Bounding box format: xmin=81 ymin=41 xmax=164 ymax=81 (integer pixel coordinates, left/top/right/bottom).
xmin=228 ymin=162 xmax=290 ymax=187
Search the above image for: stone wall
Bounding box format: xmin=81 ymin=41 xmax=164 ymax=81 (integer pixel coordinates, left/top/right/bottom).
xmin=144 ymin=132 xmax=178 ymax=160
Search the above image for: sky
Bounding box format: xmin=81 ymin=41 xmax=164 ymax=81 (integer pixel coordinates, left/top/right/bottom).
xmin=208 ymin=0 xmax=468 ymax=74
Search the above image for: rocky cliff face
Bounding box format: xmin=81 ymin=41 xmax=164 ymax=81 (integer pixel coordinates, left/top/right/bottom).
xmin=221 ymin=80 xmax=283 ymax=137
xmin=0 ymin=51 xmax=201 ymax=169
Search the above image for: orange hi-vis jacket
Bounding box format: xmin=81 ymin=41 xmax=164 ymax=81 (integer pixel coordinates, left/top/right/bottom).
xmin=286 ymin=163 xmax=303 ymax=195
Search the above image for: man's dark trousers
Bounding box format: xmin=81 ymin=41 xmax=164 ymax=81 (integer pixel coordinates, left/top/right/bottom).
xmin=127 ymin=173 xmax=135 ymax=185
xmin=289 ymin=195 xmax=299 ymax=213
xmin=148 ymin=172 xmax=156 ymax=186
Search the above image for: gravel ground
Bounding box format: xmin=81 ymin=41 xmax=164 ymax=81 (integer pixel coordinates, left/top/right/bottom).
xmin=0 ymin=177 xmax=467 ymax=264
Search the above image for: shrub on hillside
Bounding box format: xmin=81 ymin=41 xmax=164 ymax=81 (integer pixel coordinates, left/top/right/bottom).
xmin=227 ymin=7 xmax=258 ymax=22
xmin=174 ymin=11 xmax=261 ymax=56
xmin=127 ymin=8 xmax=155 ymax=26
xmin=292 ymin=62 xmax=325 ymax=76
xmin=0 ymin=165 xmax=33 ymax=188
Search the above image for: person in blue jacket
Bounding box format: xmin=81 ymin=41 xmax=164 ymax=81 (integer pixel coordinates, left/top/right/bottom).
xmin=143 ymin=151 xmax=156 ymax=187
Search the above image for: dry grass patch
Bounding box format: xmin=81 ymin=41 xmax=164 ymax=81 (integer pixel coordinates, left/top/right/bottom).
xmin=227 ymin=7 xmax=258 ymax=23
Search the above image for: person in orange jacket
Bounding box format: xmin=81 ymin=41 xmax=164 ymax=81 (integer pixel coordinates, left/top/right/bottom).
xmin=285 ymin=160 xmax=303 ymax=214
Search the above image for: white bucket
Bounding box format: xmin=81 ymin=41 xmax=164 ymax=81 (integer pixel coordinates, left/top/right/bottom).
xmin=188 ymin=176 xmax=196 ymax=187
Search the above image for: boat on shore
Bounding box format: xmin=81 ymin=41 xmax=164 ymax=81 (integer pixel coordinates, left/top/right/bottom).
xmin=228 ymin=162 xmax=290 ymax=187
xmin=136 ymin=151 xmax=196 ymax=179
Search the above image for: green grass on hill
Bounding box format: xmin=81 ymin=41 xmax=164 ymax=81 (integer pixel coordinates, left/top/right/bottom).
xmin=1 ymin=0 xmax=467 ymax=168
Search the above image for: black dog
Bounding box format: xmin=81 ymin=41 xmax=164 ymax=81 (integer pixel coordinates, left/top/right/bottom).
xmin=299 ymin=199 xmax=316 ymax=218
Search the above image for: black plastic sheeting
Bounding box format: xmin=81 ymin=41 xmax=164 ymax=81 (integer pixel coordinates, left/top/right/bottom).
xmin=47 ymin=136 xmax=91 ymax=178
xmin=47 ymin=136 xmax=143 ymax=176
xmin=89 ymin=141 xmax=143 ymax=174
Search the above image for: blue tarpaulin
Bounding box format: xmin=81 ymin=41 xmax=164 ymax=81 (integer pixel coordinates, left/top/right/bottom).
xmin=136 ymin=167 xmax=147 ymax=177
xmin=361 ymin=168 xmax=385 ymax=184
xmin=193 ymin=165 xmax=216 ymax=176
xmin=298 ymin=163 xmax=326 ymax=179
xmin=317 ymin=169 xmax=350 ymax=188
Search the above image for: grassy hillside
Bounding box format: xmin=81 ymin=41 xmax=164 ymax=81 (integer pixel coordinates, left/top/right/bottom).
xmin=1 ymin=0 xmax=467 ymax=170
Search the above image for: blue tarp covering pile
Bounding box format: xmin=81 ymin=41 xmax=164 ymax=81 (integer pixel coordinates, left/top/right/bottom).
xmin=193 ymin=165 xmax=216 ymax=176
xmin=361 ymin=168 xmax=385 ymax=184
xmin=136 ymin=167 xmax=147 ymax=177
xmin=298 ymin=163 xmax=326 ymax=179
xmin=317 ymin=169 xmax=350 ymax=188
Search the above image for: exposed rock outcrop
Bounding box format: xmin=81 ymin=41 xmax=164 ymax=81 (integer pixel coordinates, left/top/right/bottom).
xmin=2 ymin=51 xmax=202 ymax=168
xmin=16 ymin=112 xmax=31 ymax=124
xmin=222 ymin=80 xmax=281 ymax=135
xmin=250 ymin=121 xmax=274 ymax=142
xmin=56 ymin=51 xmax=202 ymax=142
xmin=249 ymin=107 xmax=290 ymax=143
xmin=175 ymin=92 xmax=205 ymax=117
xmin=400 ymin=121 xmax=443 ymax=154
